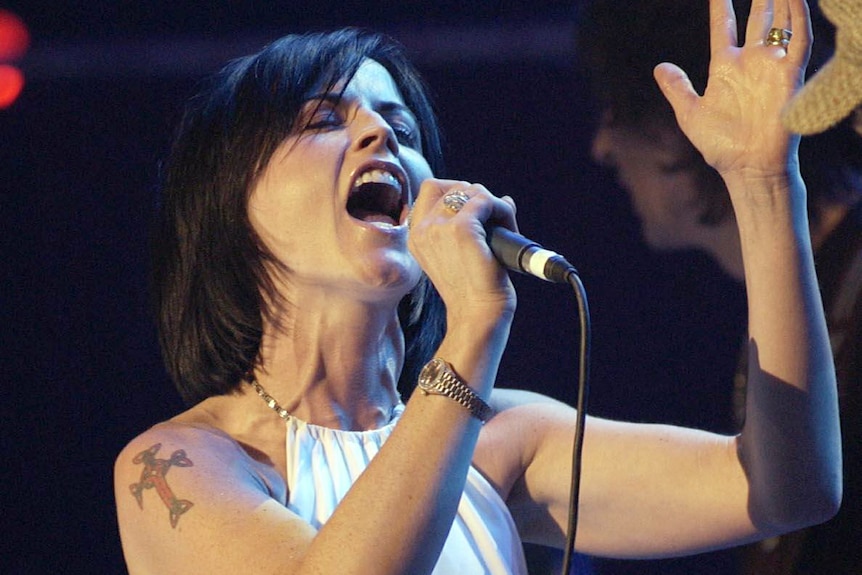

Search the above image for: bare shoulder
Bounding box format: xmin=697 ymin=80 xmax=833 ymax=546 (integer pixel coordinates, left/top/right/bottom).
xmin=115 ymin=419 xmax=270 ymax=485
xmin=114 ymin=420 xmax=296 ymax=574
xmin=114 ymin=420 xmax=279 ymax=525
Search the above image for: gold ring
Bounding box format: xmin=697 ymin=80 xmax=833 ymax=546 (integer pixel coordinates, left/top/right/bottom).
xmin=442 ymin=189 xmax=470 ymax=213
xmin=765 ymin=27 xmax=792 ymax=48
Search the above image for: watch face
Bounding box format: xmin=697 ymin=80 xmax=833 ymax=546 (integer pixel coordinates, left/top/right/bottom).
xmin=419 ymin=358 xmax=444 ymax=388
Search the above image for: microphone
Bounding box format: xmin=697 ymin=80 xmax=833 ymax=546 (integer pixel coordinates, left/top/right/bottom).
xmin=487 ymin=226 xmax=577 ymax=283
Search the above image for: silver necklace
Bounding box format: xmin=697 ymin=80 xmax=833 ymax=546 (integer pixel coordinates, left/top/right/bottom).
xmin=248 ymin=377 xmax=292 ymax=421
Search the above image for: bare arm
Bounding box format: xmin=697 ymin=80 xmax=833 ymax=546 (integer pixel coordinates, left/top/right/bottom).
xmin=483 ymin=0 xmax=840 ymax=559
xmin=655 ymin=0 xmax=842 ymax=530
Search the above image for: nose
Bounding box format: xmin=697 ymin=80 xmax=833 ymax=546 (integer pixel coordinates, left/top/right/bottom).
xmin=352 ymin=110 xmax=400 ymax=156
xmin=590 ymin=110 xmax=616 ymax=167
xmin=590 ymin=122 xmax=614 ymax=167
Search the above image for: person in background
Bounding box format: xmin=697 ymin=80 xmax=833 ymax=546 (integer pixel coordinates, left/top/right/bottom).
xmin=576 ymin=0 xmax=862 ymax=573
xmin=113 ymin=1 xmax=841 ymax=572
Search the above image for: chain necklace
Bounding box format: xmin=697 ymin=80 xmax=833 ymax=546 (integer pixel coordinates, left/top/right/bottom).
xmin=248 ymin=376 xmax=404 ymax=425
xmin=247 ymin=377 xmax=292 ymax=422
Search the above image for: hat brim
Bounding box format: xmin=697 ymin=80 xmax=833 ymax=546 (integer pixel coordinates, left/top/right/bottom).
xmin=782 ymin=56 xmax=862 ymax=135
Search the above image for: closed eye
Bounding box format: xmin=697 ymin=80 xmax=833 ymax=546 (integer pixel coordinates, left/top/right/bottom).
xmin=378 ymin=103 xmax=421 ymax=150
xmin=297 ymin=95 xmax=421 ymax=150
xmin=303 ymin=101 xmax=342 ymax=131
xmin=390 ymin=121 xmax=419 ymax=148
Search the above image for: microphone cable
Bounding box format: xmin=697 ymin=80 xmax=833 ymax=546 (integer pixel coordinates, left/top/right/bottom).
xmin=484 ymin=226 xmax=590 ymax=573
xmin=559 ymin=268 xmax=590 ymax=575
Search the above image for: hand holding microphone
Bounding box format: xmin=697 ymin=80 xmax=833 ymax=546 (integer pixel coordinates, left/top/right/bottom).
xmin=439 ymin=188 xmax=577 ymax=283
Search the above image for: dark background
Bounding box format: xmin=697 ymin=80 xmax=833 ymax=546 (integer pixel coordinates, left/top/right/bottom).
xmin=2 ymin=2 xmax=746 ymax=573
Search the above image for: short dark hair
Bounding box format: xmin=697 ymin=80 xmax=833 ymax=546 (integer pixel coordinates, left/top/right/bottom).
xmin=575 ymin=0 xmax=862 ymax=225
xmin=153 ymin=28 xmax=445 ymax=405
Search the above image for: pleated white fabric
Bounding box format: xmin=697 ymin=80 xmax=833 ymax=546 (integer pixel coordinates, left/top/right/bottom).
xmin=284 ymin=404 xmax=528 ymax=574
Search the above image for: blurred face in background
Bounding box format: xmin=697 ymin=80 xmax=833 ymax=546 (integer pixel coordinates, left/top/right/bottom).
xmin=590 ymin=113 xmax=708 ymax=251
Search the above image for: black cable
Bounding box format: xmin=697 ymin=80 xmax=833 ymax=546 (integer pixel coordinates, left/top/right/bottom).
xmin=559 ymin=269 xmax=591 ymax=575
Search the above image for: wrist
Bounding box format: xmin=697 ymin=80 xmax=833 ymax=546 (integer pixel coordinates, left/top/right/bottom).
xmin=417 ymin=357 xmax=494 ymax=422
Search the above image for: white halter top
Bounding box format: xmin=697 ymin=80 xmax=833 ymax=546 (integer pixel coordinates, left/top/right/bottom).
xmin=283 ymin=404 xmax=528 ymax=574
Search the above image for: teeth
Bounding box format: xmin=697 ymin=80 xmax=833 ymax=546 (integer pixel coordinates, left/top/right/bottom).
xmin=353 ymin=168 xmax=402 ymax=192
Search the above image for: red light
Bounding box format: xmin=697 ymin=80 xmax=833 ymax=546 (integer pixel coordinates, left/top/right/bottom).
xmin=0 ymin=10 xmax=29 ymax=61
xmin=0 ymin=10 xmax=28 ymax=107
xmin=0 ymin=64 xmax=24 ymax=108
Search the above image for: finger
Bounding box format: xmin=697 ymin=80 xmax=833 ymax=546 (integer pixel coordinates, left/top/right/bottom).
xmin=501 ymin=195 xmax=516 ymax=214
xmin=448 ymin=186 xmax=519 ymax=233
xmin=441 ymin=188 xmax=472 ymax=217
xmin=654 ymin=63 xmax=700 ymax=127
xmin=765 ymin=0 xmax=793 ymax=55
xmin=745 ymin=0 xmax=775 ymax=45
xmin=711 ymin=0 xmax=741 ymax=51
xmin=411 ymin=179 xmax=470 ymax=226
xmin=772 ymin=0 xmax=791 ymax=30
xmin=483 ymin=194 xmax=519 ymax=234
xmin=415 ymin=179 xmax=470 ymax=207
xmin=785 ymin=0 xmax=812 ymax=67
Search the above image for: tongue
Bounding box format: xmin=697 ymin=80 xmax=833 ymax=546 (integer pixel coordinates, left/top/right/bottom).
xmin=354 ymin=209 xmax=396 ymax=225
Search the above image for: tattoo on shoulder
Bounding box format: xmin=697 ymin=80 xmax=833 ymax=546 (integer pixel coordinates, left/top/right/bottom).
xmin=129 ymin=443 xmax=194 ymax=528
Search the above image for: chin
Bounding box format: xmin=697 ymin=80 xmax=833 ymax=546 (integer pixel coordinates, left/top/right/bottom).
xmin=642 ymin=227 xmax=688 ymax=252
xmin=357 ymin=254 xmax=422 ymax=297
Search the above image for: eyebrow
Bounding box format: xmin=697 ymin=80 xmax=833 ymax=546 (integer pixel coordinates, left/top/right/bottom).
xmin=304 ymin=93 xmax=418 ymax=123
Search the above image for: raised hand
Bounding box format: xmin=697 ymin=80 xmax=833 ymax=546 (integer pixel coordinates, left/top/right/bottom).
xmin=654 ymin=0 xmax=812 ymax=180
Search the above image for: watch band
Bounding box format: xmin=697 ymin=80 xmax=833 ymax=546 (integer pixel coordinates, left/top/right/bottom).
xmin=418 ymin=358 xmax=494 ymax=422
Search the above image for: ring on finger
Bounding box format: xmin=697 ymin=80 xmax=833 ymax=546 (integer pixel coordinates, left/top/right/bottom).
xmin=442 ymin=189 xmax=470 ymax=214
xmin=765 ymin=27 xmax=792 ymax=48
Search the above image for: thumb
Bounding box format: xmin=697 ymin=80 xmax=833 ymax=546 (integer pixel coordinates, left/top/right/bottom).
xmin=653 ymin=62 xmax=699 ymax=127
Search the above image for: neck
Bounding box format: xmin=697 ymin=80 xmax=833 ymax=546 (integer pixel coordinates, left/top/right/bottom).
xmin=695 ymin=216 xmax=746 ymax=282
xmin=810 ymin=202 xmax=850 ymax=251
xmin=252 ymin=292 xmax=405 ymax=430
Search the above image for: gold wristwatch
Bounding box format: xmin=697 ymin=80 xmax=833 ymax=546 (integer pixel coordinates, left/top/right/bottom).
xmin=417 ymin=358 xmax=494 ymax=423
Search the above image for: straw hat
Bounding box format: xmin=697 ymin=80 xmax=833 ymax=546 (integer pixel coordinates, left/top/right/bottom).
xmin=781 ymin=0 xmax=862 ymax=135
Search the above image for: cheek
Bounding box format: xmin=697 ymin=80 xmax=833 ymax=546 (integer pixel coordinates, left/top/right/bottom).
xmin=401 ymin=152 xmax=433 ymax=201
xmin=626 ymin=186 xmax=664 ymax=223
xmin=626 ymin=174 xmax=679 ymax=218
xmin=247 ymin=199 xmax=297 ymax=257
xmin=664 ymin=171 xmax=702 ymax=210
xmin=248 ymin=180 xmax=326 ymax=259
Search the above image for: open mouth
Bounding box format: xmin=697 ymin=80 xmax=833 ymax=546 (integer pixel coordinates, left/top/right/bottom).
xmin=347 ymin=167 xmax=405 ymax=225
